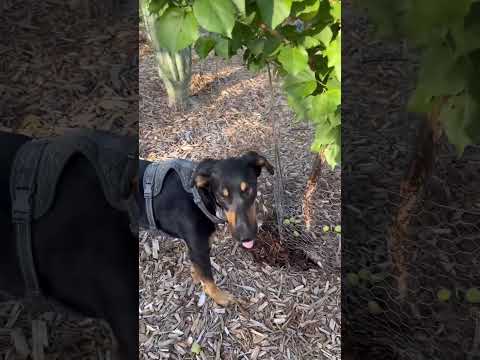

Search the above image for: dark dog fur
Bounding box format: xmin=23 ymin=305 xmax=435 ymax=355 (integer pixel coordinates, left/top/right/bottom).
xmin=137 ymin=151 xmax=274 ymax=305
xmin=0 ymin=131 xmax=138 ymax=360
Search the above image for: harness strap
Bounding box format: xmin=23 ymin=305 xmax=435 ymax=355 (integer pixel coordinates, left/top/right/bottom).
xmin=124 ymin=153 xmax=140 ymax=235
xmin=11 ymin=139 xmax=49 ymax=298
xmin=191 ymin=186 xmax=225 ymax=224
xmin=143 ymin=161 xmax=225 ymax=230
xmin=143 ymin=163 xmax=158 ymax=230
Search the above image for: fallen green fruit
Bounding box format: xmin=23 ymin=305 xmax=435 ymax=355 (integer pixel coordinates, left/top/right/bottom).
xmin=347 ymin=273 xmax=359 ymax=286
xmin=368 ymin=300 xmax=383 ymax=314
xmin=293 ymin=230 xmax=300 ymax=237
xmin=334 ymin=225 xmax=341 ymax=233
xmin=323 ymin=225 xmax=330 ymax=232
xmin=437 ymin=288 xmax=451 ymax=302
xmin=358 ymin=269 xmax=371 ymax=281
xmin=466 ymin=288 xmax=480 ymax=303
xmin=191 ymin=342 xmax=201 ymax=354
xmin=283 ymin=219 xmax=291 ymax=225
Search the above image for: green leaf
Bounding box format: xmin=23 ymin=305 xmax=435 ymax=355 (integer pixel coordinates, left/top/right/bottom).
xmin=155 ymin=7 xmax=199 ymax=52
xmin=195 ymin=36 xmax=216 ymax=58
xmin=238 ymin=9 xmax=257 ymax=25
xmin=323 ymin=129 xmax=340 ymax=166
xmin=292 ymin=0 xmax=320 ymax=17
xmin=403 ymin=0 xmax=471 ymax=40
xmin=314 ymin=25 xmax=333 ymax=47
xmin=230 ymin=22 xmax=254 ymax=53
xmin=215 ymin=37 xmax=231 ymax=58
xmin=328 ymin=112 xmax=341 ymax=127
xmin=191 ymin=342 xmax=202 ymax=354
xmin=417 ymin=44 xmax=466 ymax=97
xmin=247 ymin=38 xmax=265 ymax=56
xmin=288 ymin=94 xmax=312 ymax=120
xmin=256 ymin=0 xmax=293 ymax=29
xmin=325 ymin=31 xmax=341 ymax=80
xmin=439 ymin=96 xmax=472 ymax=155
xmin=329 ymin=0 xmax=341 ymax=21
xmin=148 ymin=0 xmax=168 ymax=15
xmin=193 ymin=0 xmax=236 ymax=38
xmin=232 ymin=0 xmax=246 ymax=15
xmin=278 ymin=46 xmax=309 ymax=75
xmin=247 ymin=54 xmax=266 ymax=72
xmin=299 ymin=35 xmax=320 ymax=49
xmin=465 ymin=90 xmax=480 ymax=144
xmin=311 ymin=121 xmax=335 ymax=151
xmin=284 ymin=69 xmax=317 ymax=99
xmin=407 ymin=85 xmax=435 ymax=113
xmin=310 ymin=90 xmax=340 ymax=121
xmin=264 ymin=37 xmax=283 ymax=56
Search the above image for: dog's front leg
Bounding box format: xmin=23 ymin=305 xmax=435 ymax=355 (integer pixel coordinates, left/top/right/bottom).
xmin=189 ymin=242 xmax=234 ymax=306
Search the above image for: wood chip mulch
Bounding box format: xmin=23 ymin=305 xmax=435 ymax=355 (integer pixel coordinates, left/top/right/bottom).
xmin=1 ymin=2 xmax=137 ymax=359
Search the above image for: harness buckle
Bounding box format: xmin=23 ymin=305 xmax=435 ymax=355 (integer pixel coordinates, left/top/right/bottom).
xmin=144 ymin=183 xmax=153 ymax=198
xmin=12 ymin=188 xmax=32 ymax=223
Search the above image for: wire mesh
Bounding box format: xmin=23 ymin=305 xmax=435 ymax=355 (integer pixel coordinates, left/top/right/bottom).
xmin=344 ymin=143 xmax=480 ymax=359
xmin=265 ymin=65 xmax=341 ymax=273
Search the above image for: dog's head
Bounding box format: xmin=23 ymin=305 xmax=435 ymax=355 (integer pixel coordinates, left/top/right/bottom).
xmin=191 ymin=151 xmax=274 ymax=249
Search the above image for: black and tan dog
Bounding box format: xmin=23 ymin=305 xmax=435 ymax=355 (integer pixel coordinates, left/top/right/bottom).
xmin=138 ymin=151 xmax=274 ymax=306
xmin=0 ymin=131 xmax=138 ymax=360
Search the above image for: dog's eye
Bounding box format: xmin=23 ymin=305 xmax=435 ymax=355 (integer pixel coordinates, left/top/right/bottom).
xmin=221 ymin=188 xmax=229 ymax=198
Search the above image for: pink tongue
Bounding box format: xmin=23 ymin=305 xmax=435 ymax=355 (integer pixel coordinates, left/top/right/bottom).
xmin=242 ymin=240 xmax=254 ymax=249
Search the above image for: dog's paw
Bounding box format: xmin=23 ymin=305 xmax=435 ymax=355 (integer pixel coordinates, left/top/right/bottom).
xmin=212 ymin=290 xmax=234 ymax=306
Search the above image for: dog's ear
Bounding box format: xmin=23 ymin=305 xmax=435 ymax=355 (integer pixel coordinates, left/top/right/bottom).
xmin=191 ymin=159 xmax=216 ymax=188
xmin=243 ymin=151 xmax=274 ymax=176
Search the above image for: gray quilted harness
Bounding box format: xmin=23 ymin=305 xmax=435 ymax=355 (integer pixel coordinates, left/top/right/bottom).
xmin=142 ymin=159 xmax=226 ymax=230
xmin=10 ymin=130 xmax=139 ymax=297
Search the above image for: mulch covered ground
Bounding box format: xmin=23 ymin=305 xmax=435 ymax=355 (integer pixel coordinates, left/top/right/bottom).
xmin=139 ymin=36 xmax=341 ymax=359
xmin=0 ymin=2 xmax=136 ymax=359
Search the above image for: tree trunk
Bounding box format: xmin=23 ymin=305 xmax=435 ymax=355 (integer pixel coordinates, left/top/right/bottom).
xmin=140 ymin=0 xmax=192 ymax=109
xmin=303 ymin=153 xmax=324 ymax=231
xmin=390 ymin=97 xmax=446 ymax=299
xmin=155 ymin=48 xmax=192 ymax=108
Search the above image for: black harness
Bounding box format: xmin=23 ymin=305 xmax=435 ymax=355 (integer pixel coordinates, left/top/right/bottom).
xmin=10 ymin=131 xmax=138 ymax=298
xmin=142 ymin=159 xmax=226 ymax=230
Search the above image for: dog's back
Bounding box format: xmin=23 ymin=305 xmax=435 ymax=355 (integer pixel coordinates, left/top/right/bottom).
xmin=0 ymin=131 xmax=138 ymax=359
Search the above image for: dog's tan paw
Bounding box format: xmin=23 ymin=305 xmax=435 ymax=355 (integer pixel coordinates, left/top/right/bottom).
xmin=212 ymin=290 xmax=234 ymax=306
xmin=202 ymin=281 xmax=234 ymax=306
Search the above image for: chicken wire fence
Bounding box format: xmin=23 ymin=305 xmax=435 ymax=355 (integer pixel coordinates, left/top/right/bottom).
xmin=344 ymin=144 xmax=480 ymax=360
xmin=265 ymin=66 xmax=341 ymax=274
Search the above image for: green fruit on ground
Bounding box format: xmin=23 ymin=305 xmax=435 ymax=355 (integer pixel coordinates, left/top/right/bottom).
xmin=466 ymin=288 xmax=480 ymax=303
xmin=437 ymin=288 xmax=451 ymax=302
